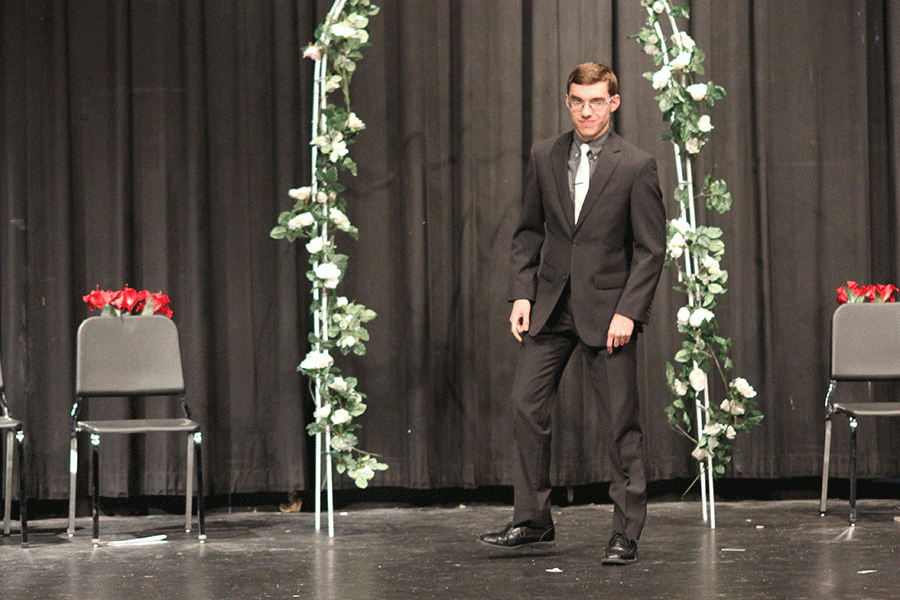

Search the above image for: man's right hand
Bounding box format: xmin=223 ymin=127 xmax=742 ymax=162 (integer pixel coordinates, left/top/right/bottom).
xmin=510 ymin=299 xmax=532 ymax=342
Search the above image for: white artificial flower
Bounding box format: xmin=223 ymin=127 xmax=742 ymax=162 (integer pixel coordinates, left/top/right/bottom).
xmin=692 ymin=446 xmax=712 ymax=461
xmin=289 ymin=186 xmax=312 ymax=200
xmin=686 ymin=83 xmax=709 ymax=101
xmin=314 ymin=404 xmax=331 ymax=420
xmin=703 ymin=421 xmax=725 ymax=436
xmin=288 ymin=212 xmax=315 ymax=230
xmin=329 ymin=377 xmax=348 ymax=392
xmin=685 ymin=138 xmax=703 ymax=154
xmin=720 ymin=399 xmax=746 ymax=416
xmin=314 ymin=263 xmax=342 ymax=288
xmin=331 ymin=23 xmax=356 ymax=38
xmin=652 ymin=66 xmax=672 ymax=90
xmin=305 ymin=237 xmax=325 ymax=254
xmin=671 ymin=217 xmax=693 ymax=235
xmin=311 ymin=135 xmax=328 ymax=149
xmin=316 ymin=191 xmax=328 ymax=203
xmin=732 ymin=377 xmax=757 ymax=398
xmin=644 ymin=43 xmax=657 ymax=56
xmin=351 ymin=465 xmax=375 ymax=479
xmin=701 ymin=254 xmax=721 ymax=276
xmin=332 ymin=408 xmax=351 ymax=425
xmin=302 ymin=45 xmax=322 ymax=61
xmin=698 ymin=115 xmax=713 ymax=133
xmin=725 ymin=426 xmax=737 ymax=439
xmin=329 ymin=208 xmax=352 ymax=231
xmin=335 ymin=296 xmax=349 ymax=308
xmin=670 ymin=51 xmax=692 ymax=70
xmin=329 ymin=139 xmax=348 ymax=162
xmin=339 ymin=336 xmax=357 ymax=349
xmin=331 ymin=436 xmax=351 ymax=451
xmin=673 ymin=379 xmax=688 ymax=397
xmin=689 ymin=307 xmax=715 ymax=328
xmin=689 ymin=367 xmax=707 ymax=392
xmin=652 ymin=1 xmax=665 ymax=13
xmin=676 ymin=306 xmax=691 ymax=326
xmin=300 ymin=350 xmax=333 ymax=371
xmin=347 ymin=112 xmax=366 ymax=131
xmin=667 ymin=232 xmax=686 ymax=258
xmin=678 ymin=32 xmax=696 ymax=52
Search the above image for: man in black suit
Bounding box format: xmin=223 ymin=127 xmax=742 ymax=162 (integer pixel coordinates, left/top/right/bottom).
xmin=479 ymin=63 xmax=666 ymax=565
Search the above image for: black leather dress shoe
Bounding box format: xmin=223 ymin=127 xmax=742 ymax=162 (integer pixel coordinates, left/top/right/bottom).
xmin=602 ymin=532 xmax=638 ymax=565
xmin=478 ymin=522 xmax=555 ymax=550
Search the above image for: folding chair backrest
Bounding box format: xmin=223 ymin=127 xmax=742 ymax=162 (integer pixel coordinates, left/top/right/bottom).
xmin=76 ymin=315 xmax=185 ymax=396
xmin=831 ymin=303 xmax=900 ymax=381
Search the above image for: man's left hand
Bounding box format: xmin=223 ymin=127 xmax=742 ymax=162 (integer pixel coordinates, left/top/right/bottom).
xmin=607 ymin=314 xmax=634 ymax=354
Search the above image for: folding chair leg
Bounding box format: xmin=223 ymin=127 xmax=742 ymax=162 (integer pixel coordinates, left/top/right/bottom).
xmin=184 ymin=433 xmax=194 ymax=532
xmin=91 ymin=434 xmax=100 ymax=545
xmin=3 ymin=429 xmax=13 ymax=537
xmin=67 ymin=435 xmax=78 ymax=536
xmin=820 ymin=417 xmax=832 ymax=515
xmin=16 ymin=429 xmax=27 ymax=547
xmin=849 ymin=417 xmax=858 ymax=525
xmin=3 ymin=430 xmax=12 ymax=536
xmin=194 ymin=432 xmax=206 ymax=541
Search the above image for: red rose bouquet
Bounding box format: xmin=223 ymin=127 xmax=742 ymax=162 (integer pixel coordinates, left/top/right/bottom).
xmin=836 ymin=281 xmax=898 ymax=304
xmin=83 ymin=286 xmax=173 ymax=318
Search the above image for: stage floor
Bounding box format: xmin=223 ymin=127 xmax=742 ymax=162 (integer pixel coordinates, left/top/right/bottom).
xmin=1 ymin=498 xmax=898 ymax=599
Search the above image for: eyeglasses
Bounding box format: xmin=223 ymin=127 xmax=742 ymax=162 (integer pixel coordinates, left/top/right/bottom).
xmin=566 ymin=97 xmax=615 ymax=112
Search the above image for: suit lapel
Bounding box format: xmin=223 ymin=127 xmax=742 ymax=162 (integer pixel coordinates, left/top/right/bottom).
xmin=575 ymin=131 xmax=622 ymax=231
xmin=550 ymin=131 xmax=575 ymax=230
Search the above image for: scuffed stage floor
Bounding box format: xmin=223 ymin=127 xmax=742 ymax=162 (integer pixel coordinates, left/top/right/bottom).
xmin=1 ymin=498 xmax=898 ymax=599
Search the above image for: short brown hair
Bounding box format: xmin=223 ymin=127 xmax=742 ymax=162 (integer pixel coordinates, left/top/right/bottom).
xmin=567 ymin=62 xmax=618 ymax=96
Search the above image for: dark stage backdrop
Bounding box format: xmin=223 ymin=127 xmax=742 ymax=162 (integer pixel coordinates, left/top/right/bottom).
xmin=2 ymin=0 xmax=899 ymax=501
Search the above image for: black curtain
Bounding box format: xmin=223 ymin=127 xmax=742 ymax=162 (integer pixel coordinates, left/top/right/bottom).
xmin=2 ymin=0 xmax=899 ymax=501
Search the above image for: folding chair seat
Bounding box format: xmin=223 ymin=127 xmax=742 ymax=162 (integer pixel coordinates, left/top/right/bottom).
xmin=67 ymin=315 xmax=206 ymax=545
xmin=820 ymin=302 xmax=900 ymax=524
xmin=0 ymin=361 xmax=27 ymax=547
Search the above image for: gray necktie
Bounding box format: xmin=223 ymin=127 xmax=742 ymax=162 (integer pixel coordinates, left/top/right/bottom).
xmin=573 ymin=143 xmax=591 ymax=221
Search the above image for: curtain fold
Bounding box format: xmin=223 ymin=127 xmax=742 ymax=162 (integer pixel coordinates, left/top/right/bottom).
xmin=1 ymin=0 xmax=898 ymax=499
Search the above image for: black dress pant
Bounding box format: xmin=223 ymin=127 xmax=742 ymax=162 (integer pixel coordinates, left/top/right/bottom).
xmin=511 ymin=288 xmax=647 ymax=540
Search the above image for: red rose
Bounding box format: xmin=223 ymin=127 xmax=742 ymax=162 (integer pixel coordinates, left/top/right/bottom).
xmin=860 ymin=285 xmax=877 ymax=302
xmin=113 ymin=286 xmax=146 ymax=312
xmin=132 ymin=289 xmax=152 ymax=313
xmin=151 ymin=292 xmax=173 ymax=318
xmin=875 ymin=283 xmax=899 ymax=303
xmin=84 ymin=287 xmax=173 ymax=317
xmin=836 ymin=285 xmax=849 ymax=304
xmin=82 ymin=288 xmax=119 ymax=311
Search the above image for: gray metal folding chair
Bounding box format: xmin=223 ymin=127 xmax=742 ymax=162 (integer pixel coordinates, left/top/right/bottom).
xmin=0 ymin=361 xmax=27 ymax=546
xmin=820 ymin=302 xmax=900 ymax=524
xmin=67 ymin=315 xmax=206 ymax=545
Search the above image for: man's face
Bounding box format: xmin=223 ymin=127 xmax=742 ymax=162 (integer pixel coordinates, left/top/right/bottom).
xmin=566 ymin=81 xmax=620 ymax=142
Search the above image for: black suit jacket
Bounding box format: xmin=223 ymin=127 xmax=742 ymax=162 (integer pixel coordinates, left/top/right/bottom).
xmin=509 ymin=129 xmax=666 ymax=347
